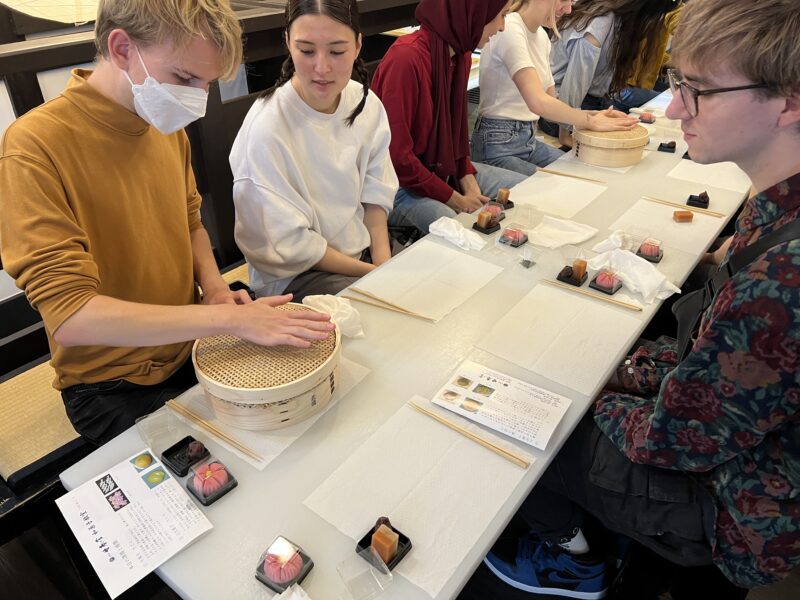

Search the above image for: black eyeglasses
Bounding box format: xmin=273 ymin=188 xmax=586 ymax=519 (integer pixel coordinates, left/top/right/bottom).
xmin=667 ymin=69 xmax=776 ymax=117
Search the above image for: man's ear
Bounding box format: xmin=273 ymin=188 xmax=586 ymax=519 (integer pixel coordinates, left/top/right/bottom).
xmin=107 ymin=28 xmax=134 ymax=71
xmin=777 ymin=91 xmax=800 ymax=129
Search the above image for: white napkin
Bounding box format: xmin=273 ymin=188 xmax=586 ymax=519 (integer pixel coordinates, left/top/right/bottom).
xmin=526 ymin=216 xmax=598 ymax=249
xmin=588 ymin=249 xmax=680 ymax=304
xmin=273 ymin=584 xmax=311 ymax=600
xmin=302 ymin=295 xmax=364 ymax=338
xmin=429 ymin=216 xmax=487 ymax=251
xmin=592 ymin=230 xmax=634 ymax=253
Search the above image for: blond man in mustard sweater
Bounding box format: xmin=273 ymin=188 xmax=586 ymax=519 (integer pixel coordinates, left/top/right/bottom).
xmin=0 ymin=0 xmax=333 ymax=445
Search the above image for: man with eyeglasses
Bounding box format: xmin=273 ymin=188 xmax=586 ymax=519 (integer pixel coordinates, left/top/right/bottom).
xmin=482 ymin=1 xmax=799 ymax=598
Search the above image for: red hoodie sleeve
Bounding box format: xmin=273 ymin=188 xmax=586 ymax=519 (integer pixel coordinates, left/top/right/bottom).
xmin=372 ymin=44 xmax=454 ymax=203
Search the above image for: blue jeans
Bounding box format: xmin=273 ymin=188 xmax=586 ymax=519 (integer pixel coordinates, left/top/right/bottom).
xmin=389 ymin=162 xmax=526 ymax=234
xmin=470 ymin=116 xmax=564 ymax=176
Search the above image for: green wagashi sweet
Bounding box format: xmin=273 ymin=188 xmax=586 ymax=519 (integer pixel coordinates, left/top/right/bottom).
xmin=146 ymin=470 xmax=165 ymax=484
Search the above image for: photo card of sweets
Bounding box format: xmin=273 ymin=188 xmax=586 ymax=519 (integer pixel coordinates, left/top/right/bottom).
xmin=432 ymin=360 xmax=572 ymax=450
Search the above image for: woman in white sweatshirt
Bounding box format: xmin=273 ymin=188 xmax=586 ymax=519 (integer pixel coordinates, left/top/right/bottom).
xmin=471 ymin=0 xmax=637 ymax=176
xmin=230 ymin=0 xmax=398 ymax=300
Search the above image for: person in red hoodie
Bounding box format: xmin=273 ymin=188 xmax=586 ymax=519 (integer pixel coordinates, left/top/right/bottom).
xmin=371 ymin=0 xmax=526 ymax=234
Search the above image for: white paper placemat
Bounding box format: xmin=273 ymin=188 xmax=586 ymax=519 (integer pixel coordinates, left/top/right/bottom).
xmin=352 ymin=239 xmax=503 ymax=322
xmin=478 ymin=285 xmax=642 ymax=397
xmin=609 ymin=199 xmax=722 ymax=256
xmin=171 ymin=357 xmax=369 ymax=469
xmin=1 ymin=1 xmax=97 ymax=23
xmin=304 ymin=397 xmax=532 ymax=599
xmin=667 ymin=159 xmax=752 ymax=193
xmin=511 ymin=171 xmax=607 ymax=218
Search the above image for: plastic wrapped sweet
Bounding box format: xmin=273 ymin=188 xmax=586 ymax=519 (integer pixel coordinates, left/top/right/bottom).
xmin=372 ymin=524 xmax=399 ymax=565
xmin=473 ymin=209 xmax=500 ymax=234
xmin=687 ymin=191 xmax=710 ymax=209
xmin=590 ymin=270 xmax=623 ymax=295
xmin=193 ymin=462 xmax=228 ymax=496
xmin=161 ymin=435 xmax=210 ymax=476
xmin=498 ymin=226 xmax=528 ymax=248
xmin=636 ymin=238 xmax=663 ymax=263
xmin=658 ymin=140 xmax=676 ymax=153
xmin=256 ymin=536 xmax=314 ymax=593
xmin=495 ymin=187 xmax=514 ymax=208
xmin=639 ymin=112 xmax=655 ymax=124
xmin=187 ymin=458 xmax=237 ymax=505
xmin=356 ymin=517 xmax=412 ymax=571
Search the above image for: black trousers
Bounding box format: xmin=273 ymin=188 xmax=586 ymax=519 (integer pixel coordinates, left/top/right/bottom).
xmin=518 ymin=413 xmax=749 ymax=597
xmin=521 ymin=413 xmax=716 ymax=566
xmin=61 ymin=359 xmax=197 ymax=446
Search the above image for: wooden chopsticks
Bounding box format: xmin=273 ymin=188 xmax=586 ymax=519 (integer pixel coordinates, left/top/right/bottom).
xmin=347 ymin=287 xmax=436 ymax=322
xmin=166 ymin=400 xmax=263 ymax=462
xmin=642 ymin=195 xmax=725 ymax=218
xmin=541 ymin=279 xmax=643 ymax=312
xmin=537 ymin=168 xmax=607 ymax=185
xmin=409 ymin=401 xmax=530 ymax=469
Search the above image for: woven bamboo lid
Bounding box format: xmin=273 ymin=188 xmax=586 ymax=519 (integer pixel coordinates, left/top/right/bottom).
xmin=573 ymin=124 xmax=649 ymax=149
xmin=192 ymin=303 xmax=340 ymax=404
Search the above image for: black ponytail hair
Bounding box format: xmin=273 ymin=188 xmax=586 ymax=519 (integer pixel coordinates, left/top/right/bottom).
xmin=259 ymin=0 xmax=369 ymax=127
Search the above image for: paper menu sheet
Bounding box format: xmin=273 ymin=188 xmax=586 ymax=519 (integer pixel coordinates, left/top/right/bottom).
xmin=609 ymin=199 xmax=721 ymax=255
xmin=56 ymin=449 xmax=212 ymax=599
xmin=352 ymin=239 xmax=503 ymax=322
xmin=511 ymin=171 xmax=607 ymax=218
xmin=432 ymin=360 xmax=571 ymax=450
xmin=667 ymin=159 xmax=751 ymax=193
xmin=304 ymin=397 xmax=531 ymax=599
xmin=478 ymin=285 xmax=642 ymax=397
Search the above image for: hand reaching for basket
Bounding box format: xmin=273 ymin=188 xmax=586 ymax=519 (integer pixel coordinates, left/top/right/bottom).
xmin=235 ymin=294 xmax=335 ymax=348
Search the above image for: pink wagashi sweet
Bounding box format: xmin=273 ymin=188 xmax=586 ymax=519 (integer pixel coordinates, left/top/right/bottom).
xmin=596 ymin=271 xmax=620 ymax=289
xmin=483 ymin=203 xmax=503 ymax=218
xmin=263 ymin=550 xmax=304 ymax=584
xmin=192 ymin=462 xmax=229 ymax=497
xmin=639 ymin=240 xmax=661 ymax=258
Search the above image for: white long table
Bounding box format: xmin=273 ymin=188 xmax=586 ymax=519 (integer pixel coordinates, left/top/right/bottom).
xmin=61 ymin=140 xmax=749 ymax=599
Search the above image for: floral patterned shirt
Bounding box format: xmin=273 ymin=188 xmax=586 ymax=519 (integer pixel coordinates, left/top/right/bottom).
xmin=594 ymin=173 xmax=800 ymax=588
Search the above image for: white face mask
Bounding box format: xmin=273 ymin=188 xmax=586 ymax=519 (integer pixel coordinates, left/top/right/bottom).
xmin=123 ymin=46 xmax=208 ymax=134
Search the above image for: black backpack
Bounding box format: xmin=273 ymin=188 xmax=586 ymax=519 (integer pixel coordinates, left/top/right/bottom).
xmin=672 ymin=219 xmax=800 ymax=361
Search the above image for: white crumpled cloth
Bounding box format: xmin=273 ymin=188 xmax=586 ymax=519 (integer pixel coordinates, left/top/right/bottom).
xmin=302 ymin=295 xmax=364 ymax=338
xmin=429 ymin=216 xmax=487 ymax=251
xmin=526 ymin=216 xmax=598 ymax=249
xmin=588 ymin=249 xmax=680 ymax=304
xmin=273 ymin=584 xmax=312 ymax=600
xmin=592 ymin=230 xmax=635 ymax=253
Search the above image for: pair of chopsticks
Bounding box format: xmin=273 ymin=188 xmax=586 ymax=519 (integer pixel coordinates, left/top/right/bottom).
xmin=343 ymin=287 xmax=436 ymax=322
xmin=541 ymin=279 xmax=642 ymax=312
xmin=409 ymin=401 xmax=530 ymax=469
xmin=166 ymin=399 xmax=263 ymax=463
xmin=642 ymin=195 xmax=725 ymax=218
xmin=537 ymin=167 xmax=606 ymax=185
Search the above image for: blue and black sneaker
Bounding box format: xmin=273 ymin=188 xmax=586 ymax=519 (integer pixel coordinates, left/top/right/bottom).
xmin=484 ymin=537 xmax=608 ymax=599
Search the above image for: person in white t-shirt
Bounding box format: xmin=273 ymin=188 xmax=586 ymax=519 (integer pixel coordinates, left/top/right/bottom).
xmin=230 ymin=0 xmax=398 ymax=300
xmin=472 ymin=0 xmax=638 ymax=176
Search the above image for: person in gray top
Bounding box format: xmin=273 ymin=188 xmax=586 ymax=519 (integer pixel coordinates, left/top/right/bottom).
xmin=544 ymin=0 xmax=678 ymax=140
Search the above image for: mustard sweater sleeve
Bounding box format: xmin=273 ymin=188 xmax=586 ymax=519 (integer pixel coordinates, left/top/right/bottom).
xmin=0 ymin=129 xmax=99 ymax=334
xmin=181 ymin=132 xmax=203 ymax=233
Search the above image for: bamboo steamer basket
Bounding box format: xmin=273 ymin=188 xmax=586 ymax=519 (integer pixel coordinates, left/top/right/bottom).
xmin=192 ymin=303 xmax=340 ymax=431
xmin=573 ymin=124 xmax=650 ymax=168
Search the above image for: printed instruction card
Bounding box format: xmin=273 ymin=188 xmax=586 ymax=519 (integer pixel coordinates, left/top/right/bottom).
xmin=56 ymin=449 xmax=212 ymax=598
xmin=432 ymin=361 xmax=571 ymax=450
